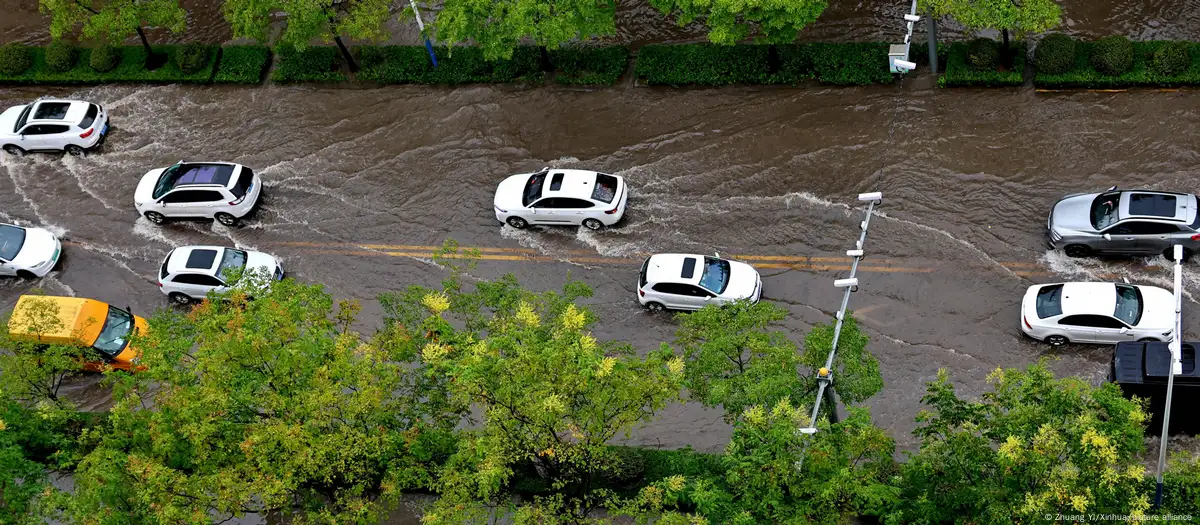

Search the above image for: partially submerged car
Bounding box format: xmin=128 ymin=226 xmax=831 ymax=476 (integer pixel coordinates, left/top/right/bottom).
xmin=494 ymin=168 xmax=628 ymax=230
xmin=1047 ymin=188 xmax=1200 ymax=259
xmin=0 ymin=98 xmax=108 ymax=156
xmin=135 ymin=161 xmax=262 ymax=227
xmin=637 ymin=253 xmax=762 ymax=312
xmin=1020 ymin=282 xmax=1174 ymax=346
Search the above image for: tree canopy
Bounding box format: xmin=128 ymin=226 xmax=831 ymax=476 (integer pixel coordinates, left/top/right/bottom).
xmin=919 ymin=0 xmax=1062 ymax=40
xmin=222 ymin=0 xmax=393 ymax=50
xmin=39 ymin=0 xmax=186 ymax=43
xmin=432 ymin=0 xmax=618 ymax=61
xmin=648 ymin=0 xmax=828 ymax=45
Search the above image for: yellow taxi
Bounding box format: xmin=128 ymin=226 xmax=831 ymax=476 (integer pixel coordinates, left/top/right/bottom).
xmin=7 ymin=295 xmax=147 ymax=371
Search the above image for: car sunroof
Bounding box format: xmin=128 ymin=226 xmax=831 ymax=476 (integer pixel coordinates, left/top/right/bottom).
xmin=177 ymin=164 xmax=235 ymax=186
xmin=185 ymin=249 xmax=218 ymax=269
xmin=681 ymin=257 xmax=697 ymax=279
xmin=33 ymin=102 xmax=70 ymax=120
xmin=1129 ymin=194 xmax=1176 ymax=217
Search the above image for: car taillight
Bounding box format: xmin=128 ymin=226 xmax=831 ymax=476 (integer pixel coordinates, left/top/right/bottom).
xmin=229 ymin=195 xmax=246 ymax=206
xmin=1191 ymin=234 xmax=1200 ymax=241
xmin=157 ymin=281 xmax=162 ymax=287
xmin=605 ymin=207 xmax=619 ymax=215
xmin=1023 ymin=316 xmax=1032 ymax=329
xmin=639 ymin=289 xmax=645 ymax=297
xmin=79 ymin=128 xmax=94 ymax=138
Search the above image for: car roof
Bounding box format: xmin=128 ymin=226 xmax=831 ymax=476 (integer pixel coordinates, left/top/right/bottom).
xmin=166 ymin=246 xmax=227 ymax=275
xmin=1056 ymin=282 xmax=1119 ymax=317
xmin=645 ymin=253 xmax=711 ymax=285
xmin=28 ymin=99 xmax=88 ymax=124
xmin=540 ymin=169 xmax=614 ymax=201
xmin=170 ymin=163 xmax=240 ymax=189
xmin=1117 ymin=190 xmax=1196 ymax=223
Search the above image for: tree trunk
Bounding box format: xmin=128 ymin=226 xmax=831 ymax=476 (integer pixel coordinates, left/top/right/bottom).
xmin=1002 ymin=28 xmax=1010 ymax=49
xmin=136 ymin=26 xmax=163 ymax=70
xmin=538 ymin=45 xmax=552 ymax=72
xmin=926 ymin=17 xmax=938 ymax=74
xmin=1001 ymin=29 xmax=1013 ymax=68
xmin=767 ymin=43 xmax=780 ymax=74
xmin=333 ymin=35 xmax=358 ymax=73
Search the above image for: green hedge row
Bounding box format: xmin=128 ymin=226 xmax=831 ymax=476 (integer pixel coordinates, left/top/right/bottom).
xmin=1035 ymin=40 xmax=1200 ymax=88
xmin=355 ymin=45 xmax=541 ymax=84
xmin=0 ymin=45 xmax=217 ymax=84
xmin=550 ymin=45 xmax=628 ymax=85
xmin=942 ymin=41 xmax=1027 ymax=87
xmin=634 ymin=43 xmax=894 ymax=86
xmin=213 ymin=45 xmax=271 ymax=84
xmin=272 ymin=45 xmax=345 ymax=83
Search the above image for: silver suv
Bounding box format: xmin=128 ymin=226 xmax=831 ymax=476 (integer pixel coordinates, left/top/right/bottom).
xmin=1047 ymin=188 xmax=1200 ymax=260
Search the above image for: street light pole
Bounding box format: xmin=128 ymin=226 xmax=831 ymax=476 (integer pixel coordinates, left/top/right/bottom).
xmin=1154 ymin=244 xmax=1185 ymax=508
xmin=795 ymin=192 xmax=882 ymax=472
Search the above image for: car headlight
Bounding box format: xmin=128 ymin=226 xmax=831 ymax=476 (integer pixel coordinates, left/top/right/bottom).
xmin=494 ymin=206 xmax=507 ymax=213
xmin=30 ymin=260 xmax=49 ymax=269
xmin=1162 ymin=331 xmax=1174 ymax=337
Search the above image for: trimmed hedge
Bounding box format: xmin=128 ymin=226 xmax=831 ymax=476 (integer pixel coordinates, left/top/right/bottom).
xmin=1035 ymin=40 xmax=1200 ymax=88
xmin=356 ymin=45 xmax=540 ymax=84
xmin=45 ymin=41 xmax=77 ymax=73
xmin=1152 ymin=41 xmax=1191 ymax=76
xmin=0 ymin=45 xmax=217 ymax=85
xmin=89 ymin=44 xmax=119 ymax=72
xmin=1091 ymin=35 xmax=1134 ymax=76
xmin=272 ymin=45 xmax=345 ymax=83
xmin=213 ymin=45 xmax=270 ymax=84
xmin=550 ymin=45 xmax=628 ymax=85
xmin=1035 ymin=33 xmax=1076 ymax=75
xmin=942 ymin=41 xmax=1027 ymax=87
xmin=0 ymin=43 xmax=33 ymax=75
xmin=635 ymin=43 xmax=893 ymax=86
xmin=965 ymin=38 xmax=1000 ymax=71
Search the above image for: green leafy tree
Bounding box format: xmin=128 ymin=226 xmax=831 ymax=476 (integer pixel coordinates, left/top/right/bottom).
xmin=892 ymin=360 xmax=1151 ymax=524
xmin=648 ymin=0 xmax=828 ymax=45
xmin=58 ymin=274 xmax=458 ymax=525
xmin=222 ymin=0 xmax=393 ymax=71
xmin=432 ymin=0 xmax=617 ymax=62
xmin=676 ymin=303 xmax=882 ymax=422
xmin=920 ymin=0 xmax=1062 ymax=49
xmin=378 ymin=247 xmax=684 ymax=523
xmin=39 ymin=0 xmax=186 ymax=67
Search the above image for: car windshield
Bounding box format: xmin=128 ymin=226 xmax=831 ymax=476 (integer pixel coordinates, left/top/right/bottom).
xmin=1113 ymin=284 xmax=1143 ymax=326
xmin=522 ymin=172 xmax=546 ymax=207
xmin=92 ymin=306 xmax=134 ymax=356
xmin=0 ymin=224 xmax=26 ymax=261
xmin=152 ymin=164 xmax=182 ymax=199
xmin=1035 ymin=284 xmax=1064 ymax=318
xmin=217 ymin=249 xmax=248 ymax=283
xmin=14 ymin=105 xmax=31 ymax=132
xmin=698 ymin=257 xmax=731 ymax=294
xmin=1091 ymin=193 xmax=1121 ymax=230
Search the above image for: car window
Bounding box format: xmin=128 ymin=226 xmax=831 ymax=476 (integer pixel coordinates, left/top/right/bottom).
xmin=173 ymin=273 xmax=224 ymax=287
xmin=652 ymin=283 xmax=686 ymax=295
xmin=13 ymin=105 xmax=31 ymax=132
xmin=192 ymin=190 xmax=227 ymax=203
xmin=40 ymin=124 xmax=69 ymax=135
xmin=159 ymin=257 xmax=169 ymax=280
xmin=1035 ymin=284 xmax=1064 ymax=318
xmin=549 ymin=172 xmax=564 ymax=191
xmin=531 ymin=198 xmax=558 ymax=209
xmin=698 ymin=257 xmax=731 ymax=294
xmin=92 ymin=306 xmax=134 ymax=357
xmin=1128 ymin=193 xmax=1177 ymax=218
xmin=79 ymin=104 xmax=98 ymax=129
xmin=20 ymin=124 xmax=45 ymax=135
xmin=1060 ymin=314 xmax=1126 ymax=329
xmin=639 ymin=258 xmax=649 ymax=288
xmin=1113 ymin=284 xmax=1143 ymax=326
xmin=682 ymin=284 xmax=714 ymax=298
xmin=1058 ymin=315 xmax=1091 ymax=327
xmin=161 ymin=190 xmax=199 ymax=204
xmin=1090 ymin=315 xmax=1128 ymax=329
xmin=556 ymin=198 xmax=594 ymax=209
xmin=1091 ymin=193 xmax=1120 ymax=230
xmin=592 ymin=174 xmax=618 ymax=203
xmin=231 ymin=167 xmax=254 ymax=198
xmin=522 ymin=172 xmax=546 ymax=207
xmin=1109 ymin=222 xmax=1180 ymax=235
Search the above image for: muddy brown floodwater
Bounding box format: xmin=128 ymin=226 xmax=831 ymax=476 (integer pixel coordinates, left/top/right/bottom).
xmin=4 ymin=1 xmax=1200 ymax=523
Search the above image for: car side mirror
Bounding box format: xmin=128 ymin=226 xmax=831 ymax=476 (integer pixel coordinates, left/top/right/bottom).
xmin=125 ymin=305 xmax=132 ymax=314
xmin=1103 ymin=233 xmax=1112 ymax=241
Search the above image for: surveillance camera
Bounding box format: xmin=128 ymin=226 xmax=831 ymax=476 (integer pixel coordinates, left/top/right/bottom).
xmin=857 ymin=192 xmax=883 ymax=202
xmin=904 ymin=14 xmax=921 ymax=22
xmin=893 ymin=59 xmax=917 ymax=71
xmin=846 ymin=249 xmax=864 ymax=258
xmin=834 ymin=278 xmax=859 ymax=289
xmin=798 ymin=427 xmax=818 ymax=435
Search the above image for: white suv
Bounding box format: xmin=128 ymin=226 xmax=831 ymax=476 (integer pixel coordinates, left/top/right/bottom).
xmin=134 ymin=162 xmax=262 ymax=227
xmin=494 ymin=168 xmax=627 ymax=230
xmin=0 ymin=98 xmax=109 ymax=156
xmin=157 ymin=245 xmax=283 ymax=305
xmin=0 ymin=223 xmax=62 ymax=278
xmin=637 ymin=253 xmax=762 ymax=312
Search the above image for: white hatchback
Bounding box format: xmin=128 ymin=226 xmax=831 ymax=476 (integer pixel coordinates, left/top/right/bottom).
xmin=0 ymin=223 xmax=62 ymax=278
xmin=0 ymin=98 xmax=109 ymax=156
xmin=637 ymin=253 xmax=762 ymax=312
xmin=494 ymin=168 xmax=627 ymax=231
xmin=134 ymin=162 xmax=262 ymax=227
xmin=157 ymin=245 xmax=283 ymax=305
xmin=1020 ymin=282 xmax=1174 ymax=346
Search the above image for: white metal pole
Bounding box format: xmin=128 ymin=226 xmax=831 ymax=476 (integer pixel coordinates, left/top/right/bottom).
xmin=1154 ymin=244 xmax=1184 ymax=507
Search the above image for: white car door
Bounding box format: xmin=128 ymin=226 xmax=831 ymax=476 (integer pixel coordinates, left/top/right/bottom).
xmin=529 ymin=198 xmax=567 ymax=224
xmin=40 ymin=124 xmax=72 ymax=150
xmin=650 ymin=283 xmax=688 ymax=310
xmin=15 ymin=124 xmax=50 ymax=150
xmin=557 ymin=198 xmax=595 ymax=224
xmin=171 ymin=273 xmax=222 ymax=299
xmin=1057 ymin=315 xmax=1097 ymax=343
xmin=1090 ymin=315 xmax=1137 ymax=344
xmin=0 ymin=258 xmax=16 ymax=276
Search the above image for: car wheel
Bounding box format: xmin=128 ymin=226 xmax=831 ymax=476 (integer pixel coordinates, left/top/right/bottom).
xmin=645 ymin=302 xmax=665 ymax=313
xmin=1163 ymin=247 xmax=1192 ymax=262
xmin=1045 ymin=335 xmax=1069 ymax=347
xmin=168 ymin=292 xmax=192 ymax=305
xmin=144 ymin=211 xmax=166 ymax=225
xmin=16 ymin=270 xmax=36 ymax=280
xmin=1063 ymin=245 xmax=1091 ymax=258
xmin=215 ymin=212 xmax=238 ymax=227
xmin=64 ymin=145 xmax=84 ymax=157
xmin=506 ymin=216 xmax=529 ymax=229
xmin=2 ymin=145 xmax=25 ymax=157
xmin=582 ymin=218 xmax=604 ymax=231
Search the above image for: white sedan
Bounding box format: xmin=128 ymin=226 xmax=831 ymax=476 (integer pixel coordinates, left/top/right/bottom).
xmin=494 ymin=168 xmax=627 ymax=231
xmin=158 ymin=245 xmax=283 ymax=305
xmin=637 ymin=253 xmax=762 ymax=312
xmin=0 ymin=98 xmax=108 ymax=156
xmin=0 ymin=223 xmax=62 ymax=278
xmin=1020 ymin=282 xmax=1174 ymax=346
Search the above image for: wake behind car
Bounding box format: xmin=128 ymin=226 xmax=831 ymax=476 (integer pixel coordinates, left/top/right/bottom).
xmin=0 ymin=223 xmax=62 ymax=278
xmin=158 ymin=245 xmax=283 ymax=305
xmin=135 ymin=161 xmax=261 ymax=226
xmin=637 ymin=253 xmax=762 ymax=312
xmin=1047 ymin=187 xmax=1200 ymax=260
xmin=0 ymin=98 xmax=108 ymax=156
xmin=1020 ymin=281 xmax=1174 ymax=346
xmin=494 ymin=168 xmax=627 ymax=230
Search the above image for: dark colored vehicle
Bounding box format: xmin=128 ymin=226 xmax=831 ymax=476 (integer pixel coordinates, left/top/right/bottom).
xmin=1110 ymin=341 xmax=1200 ymax=435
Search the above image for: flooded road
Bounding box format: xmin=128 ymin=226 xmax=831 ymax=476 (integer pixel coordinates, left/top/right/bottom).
xmin=2 ymin=81 xmax=1200 ymax=455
